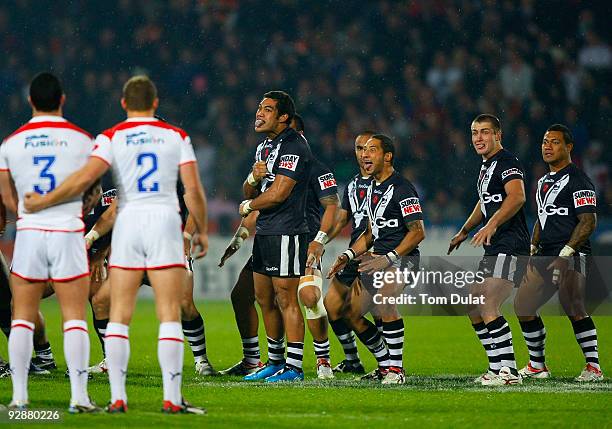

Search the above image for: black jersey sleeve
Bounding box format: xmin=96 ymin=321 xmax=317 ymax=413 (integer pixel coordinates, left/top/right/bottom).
xmin=571 ymin=173 xmax=597 ymax=215
xmin=341 ymin=183 xmax=352 ymax=214
xmin=498 ymin=156 xmax=525 ymax=185
xmin=275 ymin=138 xmax=310 ymax=181
xmin=311 ymin=161 xmax=338 ymax=200
xmin=395 ymin=181 xmax=423 ymax=225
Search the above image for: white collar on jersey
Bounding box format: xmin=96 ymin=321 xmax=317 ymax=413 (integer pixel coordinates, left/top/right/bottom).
xmin=29 ymin=115 xmax=67 ymax=123
xmin=125 ymin=117 xmax=157 ymax=122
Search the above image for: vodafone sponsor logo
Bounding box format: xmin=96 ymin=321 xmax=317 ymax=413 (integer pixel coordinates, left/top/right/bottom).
xmin=573 ymin=190 xmax=596 ymax=208
xmin=278 ymin=154 xmax=299 ymax=171
xmin=318 ymin=173 xmax=336 ymax=190
xmin=400 ymin=197 xmax=421 ymax=217
xmin=501 ymin=167 xmax=523 ymax=179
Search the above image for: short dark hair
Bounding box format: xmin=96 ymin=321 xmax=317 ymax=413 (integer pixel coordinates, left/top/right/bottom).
xmin=263 ymin=90 xmax=295 ymax=124
xmin=123 ymin=75 xmax=157 ymax=111
xmin=371 ymin=133 xmax=395 ymax=165
xmin=472 ymin=113 xmax=501 ymax=132
xmin=29 ymin=72 xmax=63 ymax=111
xmin=358 ymin=130 xmax=377 ymax=139
xmin=292 ymin=113 xmax=305 ymax=133
xmin=546 ymin=123 xmax=574 ymax=146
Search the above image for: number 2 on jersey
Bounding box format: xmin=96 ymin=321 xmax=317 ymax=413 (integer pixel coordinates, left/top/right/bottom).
xmin=137 ymin=153 xmax=159 ymax=192
xmin=33 ymin=155 xmax=56 ymax=194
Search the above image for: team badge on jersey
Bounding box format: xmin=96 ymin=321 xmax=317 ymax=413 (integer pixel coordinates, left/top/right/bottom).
xmin=400 ymin=197 xmax=422 ymax=217
xmin=318 ymin=173 xmax=336 ymax=190
xmin=573 ymin=190 xmax=596 ymax=208
xmin=278 ymin=154 xmax=300 ymax=171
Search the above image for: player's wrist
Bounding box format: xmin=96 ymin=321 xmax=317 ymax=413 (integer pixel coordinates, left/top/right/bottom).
xmin=559 ymin=245 xmax=575 ymax=257
xmin=85 ymin=229 xmax=100 ymax=243
xmin=247 ymin=172 xmax=260 ymax=187
xmin=314 ymin=230 xmax=328 ymax=245
xmin=386 ymin=250 xmax=400 ymax=263
xmin=342 ymin=248 xmax=356 ymax=262
xmin=183 ymin=231 xmax=193 ymax=241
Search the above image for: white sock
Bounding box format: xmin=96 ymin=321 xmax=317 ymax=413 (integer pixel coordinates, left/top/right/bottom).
xmin=64 ymin=320 xmax=91 ymax=405
xmin=9 ymin=319 xmax=34 ymax=403
xmin=105 ymin=322 xmax=130 ymax=403
xmin=158 ymin=322 xmax=184 ymax=404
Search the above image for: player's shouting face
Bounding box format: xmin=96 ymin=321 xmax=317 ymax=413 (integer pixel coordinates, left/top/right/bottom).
xmin=471 ymin=120 xmax=501 ymax=158
xmin=542 ymin=130 xmax=571 ymax=165
xmin=361 ymin=138 xmax=387 ymax=176
xmin=255 ymin=97 xmax=287 ymax=134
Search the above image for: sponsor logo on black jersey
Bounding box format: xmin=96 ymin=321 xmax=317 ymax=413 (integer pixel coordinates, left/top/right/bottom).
xmin=318 ymin=173 xmax=336 ymax=190
xmin=573 ymin=190 xmax=596 ymax=208
xmin=101 ymin=189 xmax=117 ymax=206
xmin=374 ymin=217 xmax=399 ymax=228
xmin=501 ymin=167 xmax=523 ymax=180
xmin=539 ymin=204 xmax=568 ymax=216
xmin=481 ymin=192 xmax=502 ymax=203
xmin=399 ymin=197 xmax=421 ymax=216
xmin=278 ymin=154 xmax=299 ymax=171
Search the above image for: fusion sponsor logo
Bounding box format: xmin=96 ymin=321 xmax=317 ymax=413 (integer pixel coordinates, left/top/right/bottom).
xmin=24 ymin=134 xmax=68 ymax=149
xmin=573 ymin=190 xmax=596 ymax=208
xmin=318 ymin=173 xmax=336 ymax=190
xmin=501 ymin=167 xmax=523 ymax=180
xmin=126 ymin=131 xmax=165 ymax=146
xmin=400 ymin=197 xmax=421 ymax=216
xmin=278 ymin=154 xmax=299 ymax=171
xmin=101 ymin=189 xmax=117 ymax=206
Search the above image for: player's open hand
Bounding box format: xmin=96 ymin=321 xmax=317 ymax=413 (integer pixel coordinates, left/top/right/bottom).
xmin=326 ymin=253 xmax=349 ymax=279
xmin=358 ymin=254 xmax=392 ymax=275
xmin=471 ymin=223 xmax=497 ymax=247
xmin=191 ymin=232 xmax=208 ymax=259
xmin=23 ymin=192 xmax=46 ymax=213
xmin=448 ymin=229 xmax=468 ymax=254
xmin=306 ymin=241 xmax=324 ymax=268
xmin=547 ymin=257 xmax=569 ymax=286
xmin=252 ymin=161 xmax=268 ymax=181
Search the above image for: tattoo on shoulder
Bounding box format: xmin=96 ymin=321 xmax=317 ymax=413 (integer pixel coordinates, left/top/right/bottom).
xmin=320 ymin=194 xmax=340 ymax=206
xmin=406 ymin=220 xmax=423 ymax=232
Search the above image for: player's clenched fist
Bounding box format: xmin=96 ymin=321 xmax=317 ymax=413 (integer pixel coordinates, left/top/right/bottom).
xmin=23 ymin=192 xmax=45 ymax=213
xmin=252 ymin=161 xmax=268 ymax=181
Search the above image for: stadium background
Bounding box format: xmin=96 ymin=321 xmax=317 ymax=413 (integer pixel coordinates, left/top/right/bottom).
xmin=0 ymin=2 xmax=611 ymax=426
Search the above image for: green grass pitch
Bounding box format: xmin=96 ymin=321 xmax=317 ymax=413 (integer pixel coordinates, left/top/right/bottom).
xmin=1 ymin=299 xmax=610 ymax=428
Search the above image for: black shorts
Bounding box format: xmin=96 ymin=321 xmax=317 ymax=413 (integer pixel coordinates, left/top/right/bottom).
xmin=478 ymin=253 xmax=528 ymax=286
xmin=335 ymin=259 xmax=360 ymax=287
xmin=252 ymin=233 xmax=308 ymax=278
xmin=243 ymin=256 xmax=253 ymax=273
xmin=530 ymin=253 xmax=587 ymax=282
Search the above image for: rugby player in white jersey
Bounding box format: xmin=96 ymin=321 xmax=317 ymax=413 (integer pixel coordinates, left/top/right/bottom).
xmin=0 ymin=72 xmax=98 ymax=412
xmin=24 ymin=75 xmax=208 ymax=414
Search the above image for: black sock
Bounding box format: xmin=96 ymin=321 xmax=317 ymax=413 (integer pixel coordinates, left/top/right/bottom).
xmin=486 ymin=316 xmax=517 ymax=374
xmin=519 ymin=317 xmax=546 ymax=370
xmin=329 ymin=318 xmax=361 ymax=366
xmin=472 ymin=321 xmax=500 ymax=373
xmin=571 ymin=317 xmax=600 ymax=370
xmin=182 ymin=314 xmax=207 ymax=363
xmin=93 ymin=316 xmax=109 ymax=357
xmin=356 ymin=320 xmax=390 ymax=368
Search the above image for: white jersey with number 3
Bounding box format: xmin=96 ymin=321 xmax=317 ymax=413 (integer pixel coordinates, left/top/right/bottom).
xmin=91 ymin=117 xmax=196 ymax=211
xmin=0 ymin=116 xmax=93 ymax=231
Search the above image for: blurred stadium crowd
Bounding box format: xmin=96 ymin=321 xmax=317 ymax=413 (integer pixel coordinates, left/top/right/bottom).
xmin=0 ymin=0 xmax=610 ymax=232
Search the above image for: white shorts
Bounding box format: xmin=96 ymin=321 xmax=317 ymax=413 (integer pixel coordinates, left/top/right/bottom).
xmin=11 ymin=230 xmax=89 ymax=282
xmin=108 ymin=207 xmax=185 ymax=270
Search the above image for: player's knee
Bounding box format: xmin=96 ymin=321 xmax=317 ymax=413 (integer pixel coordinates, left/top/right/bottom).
xmin=91 ymin=292 xmax=109 ymax=317
xmin=180 ymin=299 xmax=198 ymax=320
xmin=299 ymin=286 xmax=320 ymax=309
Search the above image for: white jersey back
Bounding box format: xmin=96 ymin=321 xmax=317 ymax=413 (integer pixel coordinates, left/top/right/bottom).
xmin=91 ymin=118 xmax=196 ymax=211
xmin=0 ymin=116 xmax=93 ymax=231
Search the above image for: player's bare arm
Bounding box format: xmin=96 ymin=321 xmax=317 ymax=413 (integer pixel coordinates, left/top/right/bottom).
xmin=85 ymin=198 xmax=117 ymax=250
xmin=306 ymin=193 xmax=340 ymax=268
xmin=327 ymin=207 xmax=350 ymax=242
xmin=0 ymin=171 xmax=18 ymax=214
xmin=359 ymin=220 xmax=426 ymax=274
xmin=243 ymin=161 xmax=267 ymax=199
xmin=531 ymin=220 xmax=542 ymax=255
xmin=180 ymin=161 xmax=208 ymax=258
xmin=23 ymin=157 xmax=109 ymax=212
xmin=239 ymin=173 xmax=296 ymax=216
xmin=471 ymin=178 xmax=526 ymax=247
xmin=449 ymin=201 xmax=483 ymax=254
xmin=218 ymin=211 xmax=259 ymax=267
xmin=327 ymin=221 xmax=373 ymax=279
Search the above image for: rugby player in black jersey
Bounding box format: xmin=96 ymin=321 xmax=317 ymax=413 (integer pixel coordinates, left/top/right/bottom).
xmin=448 ymin=114 xmax=529 ymax=386
xmin=328 ymin=134 xmax=426 ymax=384
xmin=514 ymin=124 xmax=602 ymax=382
xmin=239 ymin=92 xmax=312 ymax=383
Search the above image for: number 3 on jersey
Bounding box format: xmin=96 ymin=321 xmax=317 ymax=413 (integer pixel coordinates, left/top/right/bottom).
xmin=137 ymin=152 xmax=159 ymax=192
xmin=33 ymin=155 xmax=56 ymax=194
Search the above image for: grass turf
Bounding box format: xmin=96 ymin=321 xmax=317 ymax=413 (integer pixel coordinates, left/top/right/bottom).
xmin=0 ymin=299 xmax=610 ymax=428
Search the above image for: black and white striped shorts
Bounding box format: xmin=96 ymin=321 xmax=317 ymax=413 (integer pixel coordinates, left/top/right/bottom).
xmin=530 ymin=253 xmax=587 ymax=280
xmin=478 ymin=253 xmax=528 ymax=286
xmin=252 ymin=233 xmax=308 ymax=278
